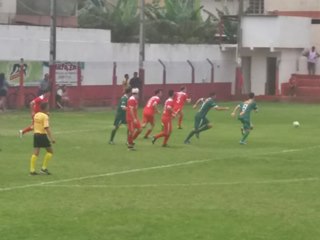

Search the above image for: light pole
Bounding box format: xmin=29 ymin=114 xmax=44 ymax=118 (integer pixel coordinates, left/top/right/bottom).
xmin=139 ymin=0 xmax=145 ymax=104
xmin=49 ymin=0 xmax=57 ymax=107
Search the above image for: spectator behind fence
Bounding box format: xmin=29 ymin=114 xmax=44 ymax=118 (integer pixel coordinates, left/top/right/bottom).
xmin=289 ymin=78 xmax=297 ymax=97
xmin=303 ymin=46 xmax=320 ymax=75
xmin=129 ymin=72 xmax=141 ymax=90
xmin=122 ymin=74 xmax=130 ymax=93
xmin=38 ymin=73 xmax=51 ymax=96
xmin=56 ymin=85 xmax=70 ymax=109
xmin=0 ymin=73 xmax=10 ymax=111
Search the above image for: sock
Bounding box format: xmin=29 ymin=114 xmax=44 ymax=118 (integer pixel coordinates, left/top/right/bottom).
xmin=185 ymin=130 xmax=196 ymax=142
xmin=132 ymin=129 xmax=142 ymax=140
xmin=22 ymin=126 xmax=33 ymax=134
xmin=241 ymin=131 xmax=250 ymax=142
xmin=144 ymin=129 xmax=152 ymax=138
xmin=178 ymin=115 xmax=183 ymax=128
xmin=154 ymin=132 xmax=165 ymax=139
xmin=198 ymin=125 xmax=211 ymax=133
xmin=30 ymin=154 xmax=38 ymax=173
xmin=128 ymin=134 xmax=133 ymax=145
xmin=163 ymin=135 xmax=170 ymax=145
xmin=110 ymin=128 xmax=117 ymax=142
xmin=42 ymin=152 xmax=53 ymax=170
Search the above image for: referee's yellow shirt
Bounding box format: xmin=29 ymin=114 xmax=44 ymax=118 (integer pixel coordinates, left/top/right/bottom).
xmin=33 ymin=112 xmax=49 ymax=134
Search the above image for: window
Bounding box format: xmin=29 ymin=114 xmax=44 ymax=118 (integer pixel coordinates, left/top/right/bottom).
xmin=246 ymin=0 xmax=264 ymax=14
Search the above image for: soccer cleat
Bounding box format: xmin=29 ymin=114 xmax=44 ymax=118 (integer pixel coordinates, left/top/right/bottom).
xmin=151 ymin=137 xmax=157 ymax=144
xmin=40 ymin=168 xmax=51 ymax=175
xmin=162 ymin=144 xmax=168 ymax=147
xmin=239 ymin=141 xmax=247 ymax=145
xmin=109 ymin=141 xmax=115 ymax=145
xmin=19 ymin=130 xmax=23 ymax=139
xmin=184 ymin=140 xmax=191 ymax=144
xmin=29 ymin=171 xmax=38 ymax=176
xmin=127 ymin=145 xmax=136 ymax=151
xmin=178 ymin=126 xmax=183 ymax=130
xmin=143 ymin=136 xmax=149 ymax=139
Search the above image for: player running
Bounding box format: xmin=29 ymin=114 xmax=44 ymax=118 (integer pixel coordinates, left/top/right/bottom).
xmin=152 ymin=90 xmax=175 ymax=147
xmin=141 ymin=89 xmax=162 ymax=139
xmin=19 ymin=91 xmax=51 ymax=138
xmin=109 ymin=88 xmax=131 ymax=144
xmin=126 ymin=88 xmax=142 ymax=150
xmin=184 ymin=92 xmax=229 ymax=144
xmin=173 ymin=86 xmax=191 ymax=129
xmin=231 ymin=92 xmax=258 ymax=145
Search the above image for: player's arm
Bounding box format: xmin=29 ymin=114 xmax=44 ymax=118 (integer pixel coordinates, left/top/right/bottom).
xmin=30 ymin=100 xmax=35 ymax=115
xmin=231 ymin=105 xmax=240 ymax=117
xmin=153 ymin=102 xmax=161 ymax=114
xmin=45 ymin=127 xmax=55 ymax=144
xmin=128 ymin=106 xmax=137 ymax=122
xmin=214 ymin=106 xmax=229 ymax=111
xmin=193 ymin=98 xmax=204 ymax=109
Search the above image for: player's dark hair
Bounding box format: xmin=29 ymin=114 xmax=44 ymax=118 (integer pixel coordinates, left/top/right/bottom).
xmin=168 ymin=90 xmax=174 ymax=97
xmin=154 ymin=89 xmax=162 ymax=95
xmin=180 ymin=86 xmax=186 ymax=91
xmin=40 ymin=102 xmax=48 ymax=111
xmin=124 ymin=74 xmax=129 ymax=78
xmin=248 ymin=92 xmax=255 ymax=99
xmin=209 ymin=92 xmax=216 ymax=97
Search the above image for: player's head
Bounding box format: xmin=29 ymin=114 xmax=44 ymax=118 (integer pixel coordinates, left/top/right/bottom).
xmin=133 ymin=72 xmax=138 ymax=77
xmin=311 ymin=46 xmax=316 ymax=51
xmin=125 ymin=87 xmax=131 ymax=95
xmin=132 ymin=88 xmax=139 ymax=97
xmin=180 ymin=86 xmax=186 ymax=92
xmin=155 ymin=89 xmax=162 ymax=97
xmin=168 ymin=90 xmax=174 ymax=98
xmin=124 ymin=74 xmax=129 ymax=79
xmin=40 ymin=102 xmax=49 ymax=112
xmin=43 ymin=90 xmax=51 ymax=97
xmin=248 ymin=92 xmax=255 ymax=99
xmin=44 ymin=73 xmax=49 ymax=80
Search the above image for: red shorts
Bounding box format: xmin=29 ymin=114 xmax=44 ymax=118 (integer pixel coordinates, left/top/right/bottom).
xmin=173 ymin=106 xmax=183 ymax=114
xmin=161 ymin=117 xmax=172 ymax=135
xmin=127 ymin=120 xmax=141 ymax=133
xmin=142 ymin=113 xmax=155 ymax=125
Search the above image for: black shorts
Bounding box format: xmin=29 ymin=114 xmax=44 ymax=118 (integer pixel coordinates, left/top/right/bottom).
xmin=33 ymin=134 xmax=51 ymax=148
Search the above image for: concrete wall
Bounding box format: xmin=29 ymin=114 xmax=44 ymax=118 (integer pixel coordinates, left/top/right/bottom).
xmin=242 ymin=16 xmax=311 ymax=49
xmin=265 ymin=0 xmax=320 ymax=11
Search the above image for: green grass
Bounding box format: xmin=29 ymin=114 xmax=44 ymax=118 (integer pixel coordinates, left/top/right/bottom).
xmin=1 ymin=102 xmax=320 ymax=240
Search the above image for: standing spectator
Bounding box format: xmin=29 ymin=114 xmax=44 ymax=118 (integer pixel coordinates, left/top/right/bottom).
xmin=129 ymin=72 xmax=141 ymax=90
xmin=38 ymin=73 xmax=51 ymax=96
xmin=152 ymin=90 xmax=175 ymax=147
xmin=56 ymin=85 xmax=70 ymax=109
xmin=126 ymin=88 xmax=142 ymax=150
xmin=0 ymin=73 xmax=10 ymax=111
xmin=122 ymin=74 xmax=130 ymax=93
xmin=303 ymin=46 xmax=320 ymax=75
xmin=29 ymin=101 xmax=55 ymax=175
xmin=289 ymin=78 xmax=297 ymax=97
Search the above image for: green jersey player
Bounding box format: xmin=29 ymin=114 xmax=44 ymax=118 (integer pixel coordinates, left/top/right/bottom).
xmin=109 ymin=88 xmax=131 ymax=144
xmin=231 ymin=92 xmax=258 ymax=144
xmin=184 ymin=92 xmax=229 ymax=144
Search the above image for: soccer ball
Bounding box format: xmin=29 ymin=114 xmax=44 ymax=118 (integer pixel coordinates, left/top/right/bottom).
xmin=293 ymin=121 xmax=300 ymax=127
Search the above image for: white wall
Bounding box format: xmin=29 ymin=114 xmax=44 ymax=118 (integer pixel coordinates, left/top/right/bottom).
xmin=242 ymin=16 xmax=311 ymax=49
xmin=265 ymin=0 xmax=320 ymax=11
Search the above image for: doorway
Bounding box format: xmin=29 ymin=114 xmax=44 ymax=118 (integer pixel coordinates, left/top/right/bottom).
xmin=266 ymin=57 xmax=277 ymax=95
xmin=241 ymin=57 xmax=251 ymax=94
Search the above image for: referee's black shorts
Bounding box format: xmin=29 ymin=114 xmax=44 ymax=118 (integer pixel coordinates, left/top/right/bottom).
xmin=33 ymin=134 xmax=51 ymax=148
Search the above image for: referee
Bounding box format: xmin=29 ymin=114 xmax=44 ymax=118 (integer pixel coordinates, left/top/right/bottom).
xmin=29 ymin=102 xmax=55 ymax=175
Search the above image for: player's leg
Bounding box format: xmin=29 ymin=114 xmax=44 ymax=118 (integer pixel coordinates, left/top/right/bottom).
xmin=30 ymin=143 xmax=40 ymax=175
xmin=177 ymin=110 xmax=183 ymax=129
xmin=240 ymin=120 xmax=251 ymax=144
xmin=144 ymin=115 xmax=154 ymax=139
xmin=110 ymin=117 xmax=122 ymax=144
xmin=127 ymin=121 xmax=135 ymax=148
xmin=196 ymin=118 xmax=211 ymax=133
xmin=153 ymin=118 xmax=166 ymax=144
xmin=132 ymin=121 xmax=142 ymax=140
xmin=162 ymin=120 xmax=172 ymax=147
xmin=41 ymin=146 xmax=53 ymax=175
xmin=184 ymin=116 xmax=200 ymax=143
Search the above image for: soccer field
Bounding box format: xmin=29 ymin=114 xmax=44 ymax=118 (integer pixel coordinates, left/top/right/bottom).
xmin=1 ymin=102 xmax=320 ymax=240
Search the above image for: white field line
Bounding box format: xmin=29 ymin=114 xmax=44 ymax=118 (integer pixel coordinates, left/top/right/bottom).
xmin=42 ymin=177 xmax=319 ymax=189
xmin=1 ymin=145 xmax=320 ymax=192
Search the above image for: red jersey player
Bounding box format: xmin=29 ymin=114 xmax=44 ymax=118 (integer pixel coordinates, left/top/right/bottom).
xmin=19 ymin=91 xmax=51 ymax=138
xmin=173 ymin=86 xmax=191 ymax=129
xmin=152 ymin=90 xmax=175 ymax=147
xmin=126 ymin=88 xmax=142 ymax=150
xmin=142 ymin=89 xmax=162 ymax=139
